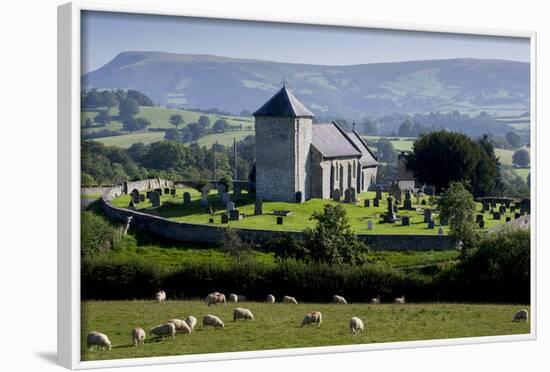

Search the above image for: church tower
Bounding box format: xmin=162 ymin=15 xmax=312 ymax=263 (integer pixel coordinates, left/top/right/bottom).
xmin=253 ymin=86 xmax=314 ymax=202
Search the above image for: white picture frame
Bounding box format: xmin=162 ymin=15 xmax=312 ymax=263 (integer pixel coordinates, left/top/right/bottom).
xmin=58 ymin=1 xmax=537 ymax=369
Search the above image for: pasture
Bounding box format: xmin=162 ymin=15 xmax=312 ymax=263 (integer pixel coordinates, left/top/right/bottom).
xmin=81 ymin=300 xmax=530 ymax=361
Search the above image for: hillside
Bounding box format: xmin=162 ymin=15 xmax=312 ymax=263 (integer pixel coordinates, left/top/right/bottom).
xmin=83 ymin=52 xmax=530 ymax=120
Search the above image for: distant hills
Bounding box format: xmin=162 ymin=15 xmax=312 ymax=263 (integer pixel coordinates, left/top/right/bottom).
xmin=82 ymin=51 xmax=530 ymax=120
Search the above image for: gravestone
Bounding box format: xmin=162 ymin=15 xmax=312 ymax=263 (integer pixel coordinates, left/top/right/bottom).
xmin=364 ymin=199 xmax=370 ymax=208
xmin=350 ymin=188 xmax=357 ymax=203
xmin=183 ymin=192 xmax=191 ymax=204
xmin=493 ymin=212 xmax=501 ymax=220
xmin=139 ymin=194 xmax=145 ymax=202
xmin=218 ymin=184 xmax=226 ymax=196
xmin=170 ymin=188 xmax=176 ymax=196
xmin=506 ymin=216 xmax=511 ymax=222
xmin=164 ymin=188 xmax=170 ymax=195
xmin=208 ymin=218 xmax=214 ymax=223
xmin=476 ymin=214 xmax=484 ymax=224
xmin=128 ymin=200 xmax=135 ymax=209
xmin=499 ymin=205 xmax=506 ymax=214
xmin=510 ymin=206 xmax=516 ymax=213
xmin=222 ymin=192 xmax=231 ymax=205
xmin=230 ymin=209 xmax=242 ymax=221
xmin=390 ymin=183 xmax=402 ymax=202
xmin=385 ymin=195 xmax=397 ymax=223
xmin=393 ymin=204 xmax=398 ymax=213
xmin=504 ymin=200 xmax=511 ymax=208
xmin=427 ymin=220 xmax=435 ymax=229
xmin=254 ymin=199 xmax=263 ymax=216
xmin=515 ymin=213 xmax=521 ymax=219
xmin=277 ymin=216 xmax=283 ymax=225
xmin=482 ymin=202 xmax=490 ymax=212
xmin=437 ymin=227 xmax=444 ymax=235
xmin=226 ymin=201 xmax=235 ymax=213
xmin=333 ymin=189 xmax=341 ymax=202
xmin=520 ymin=206 xmax=527 ymax=215
xmin=295 ymin=191 xmax=303 ymax=203
xmin=150 ymin=191 xmax=161 ymax=207
xmin=221 ymin=214 xmax=229 ymax=224
xmin=130 ymin=189 xmax=140 ymax=204
xmin=478 ymin=220 xmax=485 ymax=229
xmin=402 ymin=216 xmax=410 ymax=226
xmin=234 ymin=187 xmax=242 ymax=198
xmin=423 ymin=209 xmax=433 ymax=223
xmin=200 ymin=194 xmax=209 ymax=207
xmin=403 ymin=190 xmax=413 ymax=210
xmin=421 ymin=199 xmax=427 ymax=206
xmin=154 ymin=188 xmax=162 ymax=195
xmin=344 ymin=189 xmax=352 ymax=203
xmin=367 ymin=220 xmax=373 ymax=230
xmin=373 ymin=198 xmax=380 ymax=207
xmin=491 ymin=201 xmax=497 ymax=208
xmin=375 ymin=186 xmax=383 ymax=200
xmin=146 ymin=191 xmax=152 ymax=200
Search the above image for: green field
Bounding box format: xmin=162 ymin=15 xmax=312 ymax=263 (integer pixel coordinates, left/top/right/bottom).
xmin=196 ymin=130 xmax=255 ymax=147
xmin=81 ymin=300 xmax=530 ymax=361
xmin=111 ymin=188 xmax=515 ymax=234
xmin=93 ymin=132 xmax=166 ymax=148
xmin=494 ymin=147 xmax=530 ymax=166
xmin=363 ymin=135 xmax=415 ymax=152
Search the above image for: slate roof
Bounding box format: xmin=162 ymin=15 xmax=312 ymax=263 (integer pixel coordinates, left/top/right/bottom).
xmin=312 ymin=123 xmax=362 ymax=159
xmin=253 ymin=86 xmax=314 ymax=117
xmin=345 ymin=130 xmax=379 ymax=167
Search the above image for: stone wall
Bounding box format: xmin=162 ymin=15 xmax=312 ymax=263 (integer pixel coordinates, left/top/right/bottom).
xmin=101 ymin=182 xmax=456 ymax=251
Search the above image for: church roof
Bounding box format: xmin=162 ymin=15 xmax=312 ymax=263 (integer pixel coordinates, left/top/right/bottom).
xmin=253 ymin=86 xmax=314 ymax=117
xmin=345 ymin=130 xmax=379 ymax=167
xmin=312 ymin=122 xmax=362 ymax=159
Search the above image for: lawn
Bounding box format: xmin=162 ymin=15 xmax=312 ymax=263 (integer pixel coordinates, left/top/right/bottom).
xmin=111 ymin=188 xmax=515 ymax=234
xmin=81 ymin=300 xmax=530 ymax=361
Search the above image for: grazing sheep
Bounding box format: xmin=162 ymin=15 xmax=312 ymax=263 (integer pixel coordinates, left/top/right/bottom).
xmin=87 ymin=331 xmax=112 ymax=351
xmin=283 ymin=295 xmax=298 ymax=304
xmin=203 ymin=314 xmax=225 ymax=330
xmin=233 ymin=307 xmax=254 ymax=321
xmin=131 ymin=327 xmax=146 ymax=346
xmin=185 ymin=315 xmax=197 ymax=332
xmin=332 ymin=295 xmax=347 ymax=304
xmin=394 ymin=295 xmax=406 ymax=304
xmin=301 ymin=311 xmax=322 ymax=327
xmin=266 ymin=294 xmax=276 ymax=303
xmin=349 ymin=317 xmax=364 ymax=334
xmin=237 ymin=294 xmax=247 ymax=301
xmin=205 ymin=292 xmax=226 ymax=306
xmin=370 ymin=295 xmax=381 ymax=304
xmin=228 ymin=293 xmax=238 ymax=302
xmin=168 ymin=319 xmax=191 ymax=334
xmin=155 ymin=290 xmax=166 ymax=303
xmin=513 ymin=309 xmax=529 ymax=322
xmin=150 ymin=323 xmax=176 ymax=340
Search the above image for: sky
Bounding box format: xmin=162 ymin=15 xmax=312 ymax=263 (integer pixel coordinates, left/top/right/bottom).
xmin=81 ymin=10 xmax=530 ymax=74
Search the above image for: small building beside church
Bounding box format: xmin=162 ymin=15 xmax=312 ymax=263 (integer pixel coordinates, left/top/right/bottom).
xmin=253 ymin=86 xmax=378 ymax=202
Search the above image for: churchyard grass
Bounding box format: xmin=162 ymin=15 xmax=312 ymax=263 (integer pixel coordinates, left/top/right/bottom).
xmin=111 ymin=188 xmax=515 ymax=234
xmin=81 ymin=300 xmax=530 ymax=361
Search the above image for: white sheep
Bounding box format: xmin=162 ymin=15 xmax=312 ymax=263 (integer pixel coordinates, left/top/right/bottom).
xmin=185 ymin=315 xmax=197 ymax=332
xmin=283 ymin=295 xmax=298 ymax=304
xmin=131 ymin=327 xmax=146 ymax=346
xmin=87 ymin=331 xmax=112 ymax=351
xmin=301 ymin=311 xmax=322 ymax=327
xmin=370 ymin=295 xmax=381 ymax=304
xmin=155 ymin=290 xmax=166 ymax=303
xmin=266 ymin=294 xmax=276 ymax=303
xmin=205 ymin=292 xmax=226 ymax=306
xmin=203 ymin=314 xmax=225 ymax=330
xmin=332 ymin=295 xmax=347 ymax=304
xmin=513 ymin=309 xmax=529 ymax=322
xmin=394 ymin=295 xmax=406 ymax=304
xmin=168 ymin=318 xmax=191 ymax=334
xmin=150 ymin=322 xmax=176 ymax=340
xmin=233 ymin=307 xmax=254 ymax=321
xmin=228 ymin=293 xmax=238 ymax=302
xmin=349 ymin=317 xmax=364 ymax=334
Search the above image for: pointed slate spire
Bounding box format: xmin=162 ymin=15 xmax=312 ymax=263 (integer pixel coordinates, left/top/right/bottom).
xmin=253 ymin=86 xmax=314 ymax=117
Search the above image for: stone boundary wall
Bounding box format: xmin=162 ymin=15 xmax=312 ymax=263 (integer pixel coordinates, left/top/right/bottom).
xmin=101 ymin=180 xmax=457 ymax=251
xmin=81 ymin=186 xmax=114 ymax=195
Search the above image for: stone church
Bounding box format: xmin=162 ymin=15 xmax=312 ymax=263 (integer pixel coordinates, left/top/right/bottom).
xmin=253 ymin=86 xmax=378 ymax=202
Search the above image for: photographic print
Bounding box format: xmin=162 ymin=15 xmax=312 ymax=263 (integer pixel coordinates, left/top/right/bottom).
xmin=77 ymin=9 xmax=532 ymax=363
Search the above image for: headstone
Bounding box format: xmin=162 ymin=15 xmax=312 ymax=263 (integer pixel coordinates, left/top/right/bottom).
xmin=234 ymin=187 xmax=242 ymax=198
xmin=482 ymin=202 xmax=490 ymax=212
xmin=402 ymin=216 xmax=410 ymax=226
xmin=170 ymin=188 xmax=176 ymax=196
xmin=208 ymin=218 xmax=214 ymax=223
xmin=375 ymin=186 xmax=383 ymax=200
xmin=130 ymin=189 xmax=140 ymax=204
xmin=364 ymin=199 xmax=370 ymax=208
xmin=373 ymin=198 xmax=380 ymax=207
xmin=367 ymin=220 xmax=373 ymax=230
xmin=218 ymin=184 xmax=226 ymax=195
xmin=423 ymin=209 xmax=433 ymax=223
xmin=128 ymin=200 xmax=135 ymax=209
xmin=427 ymin=220 xmax=435 ymax=229
xmin=421 ymin=199 xmax=427 ymax=205
xmin=222 ymin=192 xmax=231 ymax=205
xmin=146 ymin=191 xmax=152 ymax=200
xmin=200 ymin=185 xmax=210 ymax=207
xmin=476 ymin=214 xmax=484 ymax=224
xmin=478 ymin=220 xmax=485 ymax=229
xmin=510 ymin=206 xmax=516 ymax=213
xmin=254 ymin=199 xmax=263 ymax=215
xmin=515 ymin=213 xmax=521 ymax=219
xmin=183 ymin=192 xmax=191 ymax=204
xmin=350 ymin=188 xmax=357 ymax=203
xmin=139 ymin=194 xmax=145 ymax=202
xmin=385 ymin=195 xmax=397 ymax=223
xmin=506 ymin=216 xmax=511 ymax=222
xmin=493 ymin=212 xmax=501 ymax=220
xmin=499 ymin=205 xmax=506 ymax=214
xmin=333 ymin=189 xmax=341 ymax=202
xmin=154 ymin=188 xmax=162 ymax=195
xmin=164 ymin=188 xmax=170 ymax=195
xmin=403 ymin=190 xmax=413 ymax=210
xmin=226 ymin=201 xmax=235 ymax=213
xmin=344 ymin=189 xmax=352 ymax=203
xmin=295 ymin=191 xmax=303 ymax=203
xmin=221 ymin=214 xmax=229 ymax=224
xmin=150 ymin=191 xmax=161 ymax=207
xmin=437 ymin=227 xmax=444 ymax=235
xmin=504 ymin=200 xmax=511 ymax=208
xmin=491 ymin=201 xmax=497 ymax=208
xmin=230 ymin=209 xmax=242 ymax=221
xmin=393 ymin=204 xmax=398 ymax=213
xmin=277 ymin=216 xmax=283 ymax=225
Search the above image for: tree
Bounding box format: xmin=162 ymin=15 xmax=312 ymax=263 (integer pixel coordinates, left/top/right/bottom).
xmin=437 ymin=182 xmax=479 ymax=255
xmin=169 ymin=114 xmax=184 ymax=129
xmin=101 ymin=91 xmax=119 ymax=108
xmin=377 ymin=138 xmax=396 ymax=163
xmin=94 ymin=110 xmax=111 ymax=126
xmin=398 ymin=120 xmax=414 ymax=137
xmin=303 ymin=204 xmax=367 ymax=265
xmin=212 ymin=119 xmax=230 ymax=133
xmin=164 ymin=128 xmax=182 ymax=142
xmin=198 ymin=115 xmax=210 ymax=128
xmin=84 ymin=118 xmax=93 ymax=128
xmin=240 ymin=109 xmax=252 ymax=116
xmin=122 ymin=117 xmax=150 ymax=132
xmin=126 ymin=89 xmax=154 ymax=106
xmin=187 ymin=122 xmax=205 ymax=140
xmin=506 ymin=132 xmax=521 ymax=148
xmin=512 ymin=149 xmax=530 ymax=167
xmin=118 ymin=98 xmax=140 ymax=120
xmin=221 ymin=229 xmax=252 ymax=262
xmin=363 ymin=119 xmax=379 ymax=135
xmin=473 ymin=135 xmax=501 ymax=196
